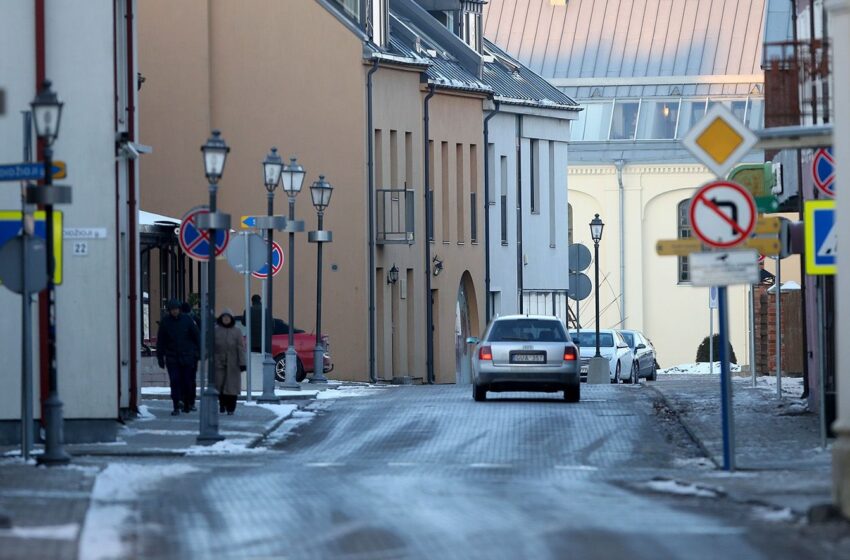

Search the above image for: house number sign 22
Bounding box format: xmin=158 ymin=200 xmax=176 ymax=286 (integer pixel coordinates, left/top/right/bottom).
xmin=72 ymin=241 xmax=89 ymax=256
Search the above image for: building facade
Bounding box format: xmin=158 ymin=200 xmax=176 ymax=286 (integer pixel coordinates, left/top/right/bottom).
xmin=484 ymin=0 xmax=768 ymax=367
xmin=0 ymin=0 xmax=141 ymax=443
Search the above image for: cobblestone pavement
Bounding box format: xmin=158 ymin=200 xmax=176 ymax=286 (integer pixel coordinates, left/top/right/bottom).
xmin=124 ymin=384 xmax=847 ymax=560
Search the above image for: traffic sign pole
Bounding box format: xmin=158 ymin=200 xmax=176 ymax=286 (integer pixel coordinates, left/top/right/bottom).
xmin=718 ymin=286 xmax=736 ymax=471
xmin=775 ymin=255 xmax=782 ymax=398
xmin=243 ymin=233 xmax=253 ymax=401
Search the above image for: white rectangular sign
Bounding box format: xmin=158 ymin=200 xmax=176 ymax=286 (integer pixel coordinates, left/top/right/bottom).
xmin=690 ymin=250 xmax=760 ymax=287
xmin=64 ymin=227 xmax=107 ymax=239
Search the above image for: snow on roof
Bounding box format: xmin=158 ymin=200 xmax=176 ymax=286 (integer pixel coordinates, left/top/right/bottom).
xmin=140 ymin=210 xmax=180 ymax=225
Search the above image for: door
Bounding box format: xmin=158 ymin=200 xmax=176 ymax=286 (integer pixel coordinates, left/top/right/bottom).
xmin=455 ymin=280 xmax=472 ymax=384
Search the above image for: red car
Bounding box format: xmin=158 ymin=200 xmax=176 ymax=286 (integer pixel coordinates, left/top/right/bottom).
xmin=236 ymin=316 xmax=332 ymax=383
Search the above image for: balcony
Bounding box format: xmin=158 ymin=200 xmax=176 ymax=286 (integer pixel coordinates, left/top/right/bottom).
xmin=376 ymin=188 xmax=415 ymax=245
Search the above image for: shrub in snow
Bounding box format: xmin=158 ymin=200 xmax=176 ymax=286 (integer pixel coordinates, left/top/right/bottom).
xmin=696 ymin=334 xmax=737 ymax=364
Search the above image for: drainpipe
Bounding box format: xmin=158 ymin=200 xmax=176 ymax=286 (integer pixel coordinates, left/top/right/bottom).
xmin=366 ymin=59 xmax=379 ymax=383
xmin=515 ymin=115 xmax=523 ymax=313
xmin=482 ymin=99 xmax=500 ymax=323
xmin=614 ymin=159 xmax=626 ymax=327
xmin=423 ymin=84 xmax=436 ymax=384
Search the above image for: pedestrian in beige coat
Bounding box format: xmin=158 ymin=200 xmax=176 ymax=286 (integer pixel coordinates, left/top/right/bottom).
xmin=214 ymin=308 xmax=246 ymax=415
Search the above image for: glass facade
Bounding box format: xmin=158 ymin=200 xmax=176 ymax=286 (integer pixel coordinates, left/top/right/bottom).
xmin=572 ymin=96 xmax=764 ymax=142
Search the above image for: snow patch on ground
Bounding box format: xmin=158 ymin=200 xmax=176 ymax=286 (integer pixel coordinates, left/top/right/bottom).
xmin=752 ymin=506 xmax=796 ymax=523
xmin=0 ymin=523 xmax=79 ymax=540
xmin=79 ymin=463 xmax=199 ymax=560
xmin=742 ymin=375 xmax=805 ymax=399
xmin=136 ymin=405 xmax=156 ymax=420
xmin=658 ymin=363 xmax=742 ymax=375
xmin=673 ymin=457 xmax=715 ymax=469
xmin=264 ymin=414 xmax=317 ymax=446
xmin=184 ymin=440 xmax=266 ymax=456
xmin=642 ymin=479 xmax=723 ymax=498
xmin=317 ymin=386 xmax=387 ymax=399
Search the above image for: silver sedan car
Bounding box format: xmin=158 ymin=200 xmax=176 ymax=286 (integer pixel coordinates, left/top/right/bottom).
xmin=467 ymin=315 xmax=580 ymax=402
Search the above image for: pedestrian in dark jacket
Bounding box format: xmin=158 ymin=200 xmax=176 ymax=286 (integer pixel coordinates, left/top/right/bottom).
xmin=214 ymin=308 xmax=246 ymax=415
xmin=156 ymin=299 xmax=200 ymax=415
xmin=180 ymin=301 xmax=200 ymax=411
xmin=246 ymin=294 xmax=263 ymax=353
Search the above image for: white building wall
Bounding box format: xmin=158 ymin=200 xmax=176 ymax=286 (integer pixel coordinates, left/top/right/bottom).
xmin=486 ymin=109 xmax=571 ymax=319
xmin=0 ymin=1 xmax=128 ymax=436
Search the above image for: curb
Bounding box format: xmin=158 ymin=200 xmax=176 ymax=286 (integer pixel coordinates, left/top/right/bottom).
xmin=645 ymin=383 xmax=720 ymax=469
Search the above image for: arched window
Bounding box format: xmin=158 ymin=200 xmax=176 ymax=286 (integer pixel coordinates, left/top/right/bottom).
xmin=677 ymin=199 xmax=691 ymax=283
xmin=567 ymin=203 xmax=574 ymax=246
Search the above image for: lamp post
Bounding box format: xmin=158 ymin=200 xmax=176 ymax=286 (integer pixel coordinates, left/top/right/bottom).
xmin=308 ymin=175 xmax=333 ymax=384
xmin=280 ymin=157 xmax=306 ymax=389
xmin=589 ymin=214 xmax=605 ymax=357
xmin=31 ymin=80 xmax=70 ymax=466
xmin=258 ymin=148 xmax=283 ymax=403
xmin=197 ymin=130 xmax=229 ymax=444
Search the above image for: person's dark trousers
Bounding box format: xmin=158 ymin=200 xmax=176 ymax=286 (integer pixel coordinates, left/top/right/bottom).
xmin=167 ymin=363 xmax=195 ymax=412
xmin=218 ymin=394 xmax=238 ymax=414
xmin=184 ymin=363 xmax=198 ymax=411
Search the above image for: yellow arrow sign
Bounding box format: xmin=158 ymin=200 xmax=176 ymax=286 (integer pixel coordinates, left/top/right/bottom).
xmin=744 ymin=237 xmax=781 ymax=256
xmin=656 ymin=238 xmax=702 ymax=256
xmin=753 ymin=215 xmax=780 ymax=234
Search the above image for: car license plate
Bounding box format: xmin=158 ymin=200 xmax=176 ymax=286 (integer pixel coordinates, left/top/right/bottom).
xmin=511 ymin=353 xmax=545 ymax=364
xmin=581 ymin=366 xmax=589 ymax=374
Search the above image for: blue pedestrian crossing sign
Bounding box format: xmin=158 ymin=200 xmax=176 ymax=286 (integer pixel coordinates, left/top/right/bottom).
xmin=805 ymin=200 xmax=836 ymax=275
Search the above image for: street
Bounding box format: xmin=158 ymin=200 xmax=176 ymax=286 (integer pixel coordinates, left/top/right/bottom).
xmin=110 ymin=384 xmax=837 ymax=559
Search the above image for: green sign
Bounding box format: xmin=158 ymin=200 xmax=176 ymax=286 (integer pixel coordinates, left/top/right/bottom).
xmin=727 ymin=163 xmax=778 ymax=213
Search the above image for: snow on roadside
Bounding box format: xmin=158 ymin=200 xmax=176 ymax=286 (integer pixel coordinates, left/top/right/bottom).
xmin=0 ymin=523 xmax=80 ymax=540
xmin=184 ymin=440 xmax=267 ymax=456
xmin=658 ymin=362 xmax=742 ymax=375
xmin=136 ymin=405 xmax=155 ymax=420
xmin=317 ymin=385 xmax=388 ymax=399
xmin=78 ymin=463 xmax=199 ymax=560
xmin=741 ymin=375 xmax=805 ymax=399
xmin=752 ymin=506 xmax=796 ymax=523
xmin=641 ymin=479 xmax=723 ymax=498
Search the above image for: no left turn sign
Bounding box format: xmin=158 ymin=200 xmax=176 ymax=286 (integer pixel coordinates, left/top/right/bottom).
xmin=688 ymin=180 xmax=757 ymax=248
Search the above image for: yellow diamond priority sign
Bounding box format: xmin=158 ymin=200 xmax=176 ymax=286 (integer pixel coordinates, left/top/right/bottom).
xmin=682 ymin=104 xmax=757 ymax=178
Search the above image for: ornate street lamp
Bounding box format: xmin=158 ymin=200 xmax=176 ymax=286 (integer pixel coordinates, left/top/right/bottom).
xmin=387 ymin=264 xmax=399 ymax=285
xmin=589 ymin=214 xmax=605 ymax=358
xmin=308 ymin=175 xmax=334 ymax=383
xmin=197 ymin=130 xmax=230 ymax=444
xmin=31 ymin=80 xmax=70 ymax=466
xmin=280 ymin=157 xmax=306 ymax=389
xmin=257 ymin=148 xmax=283 ymax=403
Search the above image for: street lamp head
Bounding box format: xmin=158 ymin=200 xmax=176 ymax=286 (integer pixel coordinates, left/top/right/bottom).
xmin=201 ymin=129 xmax=230 ymax=184
xmin=262 ymin=147 xmax=283 ymax=193
xmin=30 ymin=80 xmax=63 ymax=146
xmin=281 ymin=157 xmax=306 ymax=196
xmin=589 ymin=213 xmax=604 ymax=244
xmin=432 ymin=255 xmax=444 ymax=277
xmin=310 ymin=175 xmax=334 ymax=213
xmin=387 ymin=264 xmax=399 ymax=285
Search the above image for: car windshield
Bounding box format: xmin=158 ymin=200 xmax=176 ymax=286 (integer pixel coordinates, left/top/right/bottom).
xmin=570 ymin=332 xmax=615 ymax=348
xmin=620 ymin=332 xmax=635 ymax=348
xmin=488 ymin=319 xmax=568 ymax=342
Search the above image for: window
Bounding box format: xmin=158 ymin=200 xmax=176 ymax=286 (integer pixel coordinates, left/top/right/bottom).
xmin=530 ymin=140 xmax=539 ymax=214
xmin=427 ymin=140 xmax=434 ymax=241
xmin=441 ymin=142 xmax=449 ymax=242
xmin=374 ymin=129 xmax=383 ymax=189
xmin=489 ymin=319 xmax=568 ymax=342
xmin=677 ymin=199 xmax=692 ymax=283
xmin=470 ymin=144 xmax=478 ymax=243
xmin=636 ymin=100 xmax=679 ymax=139
xmin=567 ymin=203 xmax=573 ymax=247
xmin=610 ymin=100 xmax=640 ymax=140
xmin=486 ymin=143 xmax=495 ymax=204
xmin=574 ymin=102 xmax=613 ymax=141
xmin=390 ymin=130 xmax=398 ymax=187
xmin=500 ymin=156 xmax=508 ymax=245
xmin=404 ymin=132 xmax=413 ymax=188
xmin=332 ymin=0 xmax=361 ymax=21
xmin=456 ymin=143 xmax=465 ymax=243
xmin=676 ymin=99 xmax=707 ymax=138
xmin=548 ymin=142 xmax=556 ymax=247
xmin=570 ymin=331 xmax=615 ymax=348
xmin=746 ymin=99 xmax=764 ymax=129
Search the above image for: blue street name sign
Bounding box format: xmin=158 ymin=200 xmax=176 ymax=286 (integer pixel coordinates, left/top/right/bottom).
xmin=0 ymin=162 xmax=66 ymax=182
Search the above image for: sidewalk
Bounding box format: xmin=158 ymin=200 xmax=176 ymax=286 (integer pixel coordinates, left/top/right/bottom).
xmin=649 ymin=373 xmax=833 ymax=514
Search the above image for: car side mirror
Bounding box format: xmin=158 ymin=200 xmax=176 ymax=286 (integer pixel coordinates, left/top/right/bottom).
xmin=466 ymin=337 xmax=479 ymax=344
xmin=618 ymin=343 xmax=627 ymax=349
xmin=636 ymin=343 xmax=646 ymax=350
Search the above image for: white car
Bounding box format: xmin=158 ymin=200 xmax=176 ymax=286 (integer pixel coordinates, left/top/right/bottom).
xmin=569 ymin=329 xmax=636 ymax=384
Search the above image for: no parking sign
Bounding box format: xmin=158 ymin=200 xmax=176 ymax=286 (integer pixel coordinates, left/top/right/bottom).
xmin=179 ymin=206 xmax=230 ymax=261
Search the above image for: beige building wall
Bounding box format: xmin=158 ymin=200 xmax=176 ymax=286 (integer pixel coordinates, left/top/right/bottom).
xmin=138 ymin=0 xmax=370 ymax=379
xmin=569 ymin=164 xmax=751 ymax=368
xmin=428 ymin=91 xmax=487 ymax=384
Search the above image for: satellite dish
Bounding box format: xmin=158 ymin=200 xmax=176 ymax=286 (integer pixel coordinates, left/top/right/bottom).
xmin=568 ymin=243 xmax=592 ymax=272
xmin=568 ymin=272 xmax=592 ymax=301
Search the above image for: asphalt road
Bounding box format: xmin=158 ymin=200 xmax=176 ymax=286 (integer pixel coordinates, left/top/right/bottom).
xmin=133 ymin=384 xmax=835 ymax=559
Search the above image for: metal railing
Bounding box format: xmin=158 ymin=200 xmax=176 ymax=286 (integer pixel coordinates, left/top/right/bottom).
xmin=376 ymin=188 xmax=414 ymax=244
xmin=520 ymin=289 xmax=579 ymax=329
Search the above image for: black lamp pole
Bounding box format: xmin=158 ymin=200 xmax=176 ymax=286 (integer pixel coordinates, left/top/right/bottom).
xmin=589 ymin=214 xmax=605 ymax=358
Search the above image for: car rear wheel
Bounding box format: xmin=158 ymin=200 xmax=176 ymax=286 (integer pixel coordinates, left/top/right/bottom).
xmin=274 ymin=354 xmax=306 ymax=383
xmin=612 ymin=362 xmax=621 ymax=384
xmin=631 ymin=361 xmax=640 ymax=384
xmin=472 ymin=384 xmax=487 ymax=402
xmin=564 ymin=382 xmax=580 ymax=403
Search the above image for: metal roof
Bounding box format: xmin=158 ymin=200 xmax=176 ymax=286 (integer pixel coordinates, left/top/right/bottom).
xmin=482 ymin=39 xmax=579 ymax=109
xmin=483 ymin=0 xmax=766 ymax=98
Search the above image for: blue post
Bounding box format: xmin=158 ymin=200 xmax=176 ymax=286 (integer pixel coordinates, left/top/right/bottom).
xmin=717 ymin=286 xmax=736 ymax=471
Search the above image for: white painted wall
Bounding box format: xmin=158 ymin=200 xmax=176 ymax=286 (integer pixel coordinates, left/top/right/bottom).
xmin=0 ymin=1 xmax=127 ymax=424
xmin=486 ymin=108 xmax=571 ymax=319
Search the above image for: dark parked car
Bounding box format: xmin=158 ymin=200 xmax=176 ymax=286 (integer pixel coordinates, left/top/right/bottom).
xmin=618 ymin=330 xmax=658 ymax=381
